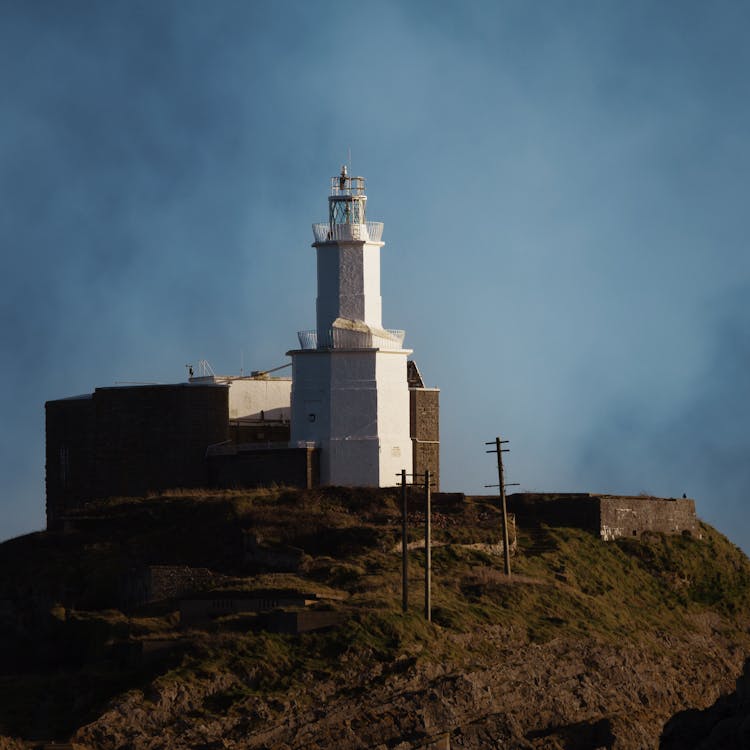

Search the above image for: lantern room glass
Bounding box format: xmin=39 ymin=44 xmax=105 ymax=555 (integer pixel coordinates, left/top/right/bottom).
xmin=329 ymin=196 xmax=366 ymax=226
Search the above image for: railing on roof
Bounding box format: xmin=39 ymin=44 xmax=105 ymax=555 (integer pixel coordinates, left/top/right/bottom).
xmin=297 ymin=328 xmax=406 ymax=350
xmin=296 ymin=330 xmax=318 ymax=349
xmin=312 ymin=222 xmax=384 ymax=243
xmin=330 ymin=174 xmax=366 ymax=196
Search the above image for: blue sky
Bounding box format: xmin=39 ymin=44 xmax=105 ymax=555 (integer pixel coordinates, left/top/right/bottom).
xmin=2 ymin=1 xmax=749 ymax=551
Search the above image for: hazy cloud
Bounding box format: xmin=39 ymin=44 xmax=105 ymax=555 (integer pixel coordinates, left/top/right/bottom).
xmin=2 ymin=1 xmax=749 ymax=550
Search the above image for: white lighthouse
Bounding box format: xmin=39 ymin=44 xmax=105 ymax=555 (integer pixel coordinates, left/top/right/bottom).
xmin=288 ymin=167 xmax=413 ymax=486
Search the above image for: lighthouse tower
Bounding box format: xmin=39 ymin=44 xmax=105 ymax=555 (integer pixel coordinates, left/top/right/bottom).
xmin=288 ymin=167 xmax=413 ymax=486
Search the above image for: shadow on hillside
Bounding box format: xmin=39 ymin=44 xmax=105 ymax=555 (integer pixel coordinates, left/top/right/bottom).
xmin=526 ymin=717 xmax=614 ymax=749
xmin=661 ymin=658 xmax=750 ymax=749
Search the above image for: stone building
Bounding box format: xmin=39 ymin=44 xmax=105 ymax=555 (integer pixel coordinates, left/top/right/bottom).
xmin=505 ymin=492 xmax=699 ymax=540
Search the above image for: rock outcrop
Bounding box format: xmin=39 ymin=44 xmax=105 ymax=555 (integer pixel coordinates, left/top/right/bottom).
xmin=661 ymin=657 xmax=750 ymax=749
xmin=72 ymin=622 xmax=746 ymax=750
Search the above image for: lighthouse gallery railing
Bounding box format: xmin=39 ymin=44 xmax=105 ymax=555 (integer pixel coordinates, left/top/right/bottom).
xmin=312 ymin=222 xmax=384 ymax=243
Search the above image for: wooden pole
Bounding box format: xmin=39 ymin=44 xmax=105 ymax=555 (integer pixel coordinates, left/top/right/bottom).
xmin=496 ymin=437 xmax=512 ymax=577
xmin=424 ymin=469 xmax=432 ymax=622
xmin=401 ymin=468 xmax=408 ymax=613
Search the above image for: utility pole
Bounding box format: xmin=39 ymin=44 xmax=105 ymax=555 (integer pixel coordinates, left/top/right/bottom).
xmin=397 ymin=469 xmax=433 ymax=621
xmin=400 ymin=468 xmax=408 ymax=613
xmin=485 ymin=437 xmax=517 ymax=577
xmin=424 ymin=469 xmax=432 ymax=622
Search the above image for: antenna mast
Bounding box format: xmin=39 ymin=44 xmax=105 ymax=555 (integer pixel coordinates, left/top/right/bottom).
xmin=198 ymin=359 xmax=216 ymax=377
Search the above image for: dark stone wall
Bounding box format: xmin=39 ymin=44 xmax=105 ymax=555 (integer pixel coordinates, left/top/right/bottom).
xmin=180 ymin=591 xmax=315 ymax=625
xmin=45 ymin=396 xmax=95 ymax=525
xmin=229 ymin=421 xmax=290 ymax=444
xmin=121 ymin=565 xmax=222 ymax=609
xmin=45 ymin=384 xmax=228 ymax=529
xmin=410 ymin=388 xmax=439 ymax=441
xmin=410 ymin=388 xmax=440 ymax=490
xmin=262 ymin=609 xmax=344 ymax=634
xmin=147 ymin=565 xmax=221 ymax=603
xmin=414 ymin=442 xmax=440 ymax=487
xmin=46 ymin=378 xmax=430 ymax=525
xmin=507 ymin=493 xmax=602 ymax=533
xmin=90 ymin=385 xmax=228 ymax=499
xmin=207 ymin=446 xmax=319 ymax=490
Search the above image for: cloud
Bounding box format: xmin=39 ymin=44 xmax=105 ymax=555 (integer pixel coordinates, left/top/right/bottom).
xmin=2 ymin=1 xmax=750 ymax=552
xmin=575 ymin=283 xmax=750 ymax=548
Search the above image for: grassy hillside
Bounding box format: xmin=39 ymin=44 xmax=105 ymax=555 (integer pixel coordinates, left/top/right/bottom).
xmin=1 ymin=487 xmax=749 ymax=748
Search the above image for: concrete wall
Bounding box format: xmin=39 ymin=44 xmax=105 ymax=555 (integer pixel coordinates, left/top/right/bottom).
xmin=599 ymin=495 xmax=698 ymax=540
xmin=189 ymin=376 xmax=292 ymax=422
xmin=226 ymin=378 xmax=291 ymax=421
xmin=410 ymin=387 xmax=440 ymax=489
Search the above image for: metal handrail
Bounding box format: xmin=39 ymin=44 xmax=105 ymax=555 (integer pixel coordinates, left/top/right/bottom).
xmin=312 ymin=222 xmax=384 ymax=243
xmin=330 ymin=174 xmax=366 ymax=196
xmin=297 ymin=328 xmax=405 ymax=350
xmin=297 ymin=330 xmax=318 ymax=349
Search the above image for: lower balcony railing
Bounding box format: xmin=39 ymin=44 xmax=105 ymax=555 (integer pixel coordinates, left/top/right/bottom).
xmin=312 ymin=222 xmax=384 ymax=243
xmin=297 ymin=328 xmax=406 ymax=350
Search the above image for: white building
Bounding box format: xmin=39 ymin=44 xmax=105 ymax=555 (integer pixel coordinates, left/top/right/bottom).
xmin=288 ymin=168 xmax=413 ymax=486
xmin=190 ymin=374 xmax=292 ymax=422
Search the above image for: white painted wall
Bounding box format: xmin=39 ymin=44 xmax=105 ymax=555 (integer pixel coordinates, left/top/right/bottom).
xmin=361 ymin=243 xmax=382 ymax=327
xmin=295 ymin=208 xmax=410 ymax=487
xmin=290 ymin=348 xmax=412 ymax=486
xmin=316 ymin=245 xmax=340 ymax=337
xmin=328 ymin=350 xmax=379 ymax=485
xmin=315 ymin=240 xmax=383 ymax=334
xmin=374 ymin=351 xmax=413 ymax=485
xmin=227 ymin=378 xmax=291 ymax=421
xmin=290 ymin=352 xmax=331 ymax=448
xmin=328 ymin=438 xmax=380 ymax=486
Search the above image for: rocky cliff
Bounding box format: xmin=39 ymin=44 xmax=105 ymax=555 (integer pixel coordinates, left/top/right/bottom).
xmin=1 ymin=488 xmax=748 ymax=749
